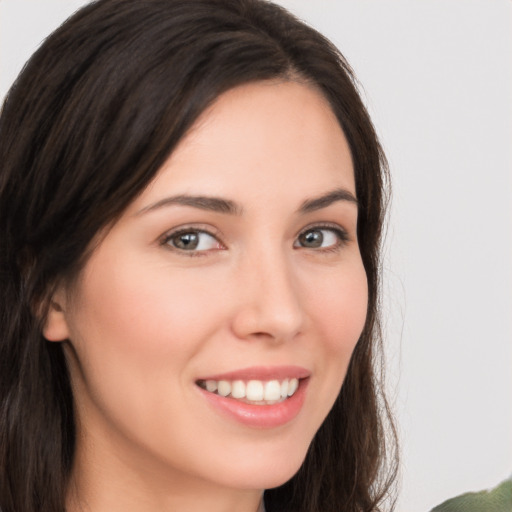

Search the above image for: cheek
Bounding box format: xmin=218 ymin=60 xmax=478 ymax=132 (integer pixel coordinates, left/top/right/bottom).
xmin=75 ymin=255 xmax=222 ymax=346
xmin=302 ymin=259 xmax=368 ymax=409
xmin=65 ymin=255 xmax=233 ymax=409
xmin=63 ymin=257 xmax=234 ymax=463
xmin=308 ymin=262 xmax=368 ymax=353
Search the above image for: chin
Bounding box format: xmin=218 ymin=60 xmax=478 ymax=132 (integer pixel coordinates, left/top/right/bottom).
xmin=209 ymin=439 xmax=310 ymax=491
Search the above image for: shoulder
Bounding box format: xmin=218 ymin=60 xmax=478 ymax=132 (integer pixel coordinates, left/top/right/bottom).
xmin=430 ymin=476 xmax=512 ymax=512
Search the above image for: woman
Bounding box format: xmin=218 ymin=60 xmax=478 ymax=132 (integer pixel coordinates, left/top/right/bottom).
xmin=0 ymin=1 xmax=397 ymax=511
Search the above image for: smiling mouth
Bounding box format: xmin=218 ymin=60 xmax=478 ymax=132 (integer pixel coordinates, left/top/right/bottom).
xmin=196 ymin=378 xmax=300 ymax=405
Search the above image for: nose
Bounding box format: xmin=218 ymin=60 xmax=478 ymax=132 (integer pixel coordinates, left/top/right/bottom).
xmin=230 ymin=249 xmax=305 ymax=343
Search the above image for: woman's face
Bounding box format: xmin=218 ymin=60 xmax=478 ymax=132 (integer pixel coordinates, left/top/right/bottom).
xmin=47 ymin=81 xmax=368 ymax=495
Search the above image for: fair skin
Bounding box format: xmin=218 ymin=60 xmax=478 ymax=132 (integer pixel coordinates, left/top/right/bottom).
xmin=44 ymin=80 xmax=368 ymax=512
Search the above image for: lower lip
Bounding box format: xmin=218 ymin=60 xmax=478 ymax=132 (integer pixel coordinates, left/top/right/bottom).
xmin=198 ymin=379 xmax=309 ymax=428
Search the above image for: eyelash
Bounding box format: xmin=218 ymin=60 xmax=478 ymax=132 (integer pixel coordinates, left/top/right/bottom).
xmin=295 ymin=223 xmax=350 ymax=253
xmin=160 ymin=223 xmax=350 ymax=257
xmin=160 ymin=226 xmax=225 ymax=257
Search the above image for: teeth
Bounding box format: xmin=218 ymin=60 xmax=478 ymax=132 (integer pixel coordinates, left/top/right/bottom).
xmin=217 ymin=380 xmax=231 ymax=397
xmin=231 ymin=380 xmax=245 ymax=399
xmin=198 ymin=377 xmax=300 ymax=402
xmin=264 ymin=380 xmax=281 ymax=401
xmin=280 ymin=379 xmax=289 ymax=398
xmin=205 ymin=380 xmax=217 ymax=393
xmin=288 ymin=377 xmax=299 ymax=396
xmin=246 ymin=380 xmax=264 ymax=401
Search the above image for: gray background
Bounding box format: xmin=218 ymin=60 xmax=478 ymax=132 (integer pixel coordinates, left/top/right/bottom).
xmin=1 ymin=1 xmax=511 ymax=510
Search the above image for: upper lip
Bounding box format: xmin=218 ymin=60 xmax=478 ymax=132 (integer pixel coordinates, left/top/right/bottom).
xmin=196 ymin=365 xmax=311 ymax=382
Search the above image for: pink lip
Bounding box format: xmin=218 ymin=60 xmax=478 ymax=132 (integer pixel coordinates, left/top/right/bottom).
xmin=197 ymin=365 xmax=310 ymax=382
xmin=196 ymin=366 xmax=310 ymax=429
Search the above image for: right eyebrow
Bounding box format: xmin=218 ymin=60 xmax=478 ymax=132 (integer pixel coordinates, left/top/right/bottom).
xmin=135 ymin=194 xmax=243 ymax=216
xmin=298 ymin=187 xmax=358 ymax=214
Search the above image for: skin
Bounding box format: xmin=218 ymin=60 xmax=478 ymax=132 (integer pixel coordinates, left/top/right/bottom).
xmin=44 ymin=80 xmax=368 ymax=512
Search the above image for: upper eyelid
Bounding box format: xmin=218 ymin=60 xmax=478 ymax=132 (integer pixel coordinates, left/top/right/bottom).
xmin=159 ymin=224 xmax=224 ymax=243
xmin=159 ymin=227 xmax=226 ymax=256
xmin=296 ymin=222 xmax=350 ymax=238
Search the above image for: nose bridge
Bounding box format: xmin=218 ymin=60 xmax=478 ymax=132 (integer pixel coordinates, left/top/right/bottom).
xmin=232 ymin=242 xmax=305 ymax=342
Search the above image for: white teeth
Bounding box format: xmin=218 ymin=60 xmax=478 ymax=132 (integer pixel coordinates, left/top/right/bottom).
xmin=264 ymin=380 xmax=281 ymax=401
xmin=246 ymin=380 xmax=264 ymax=401
xmin=231 ymin=380 xmax=245 ymax=399
xmin=205 ymin=380 xmax=217 ymax=393
xmin=199 ymin=377 xmax=302 ymax=402
xmin=280 ymin=379 xmax=289 ymax=398
xmin=288 ymin=378 xmax=299 ymax=396
xmin=217 ymin=380 xmax=231 ymax=397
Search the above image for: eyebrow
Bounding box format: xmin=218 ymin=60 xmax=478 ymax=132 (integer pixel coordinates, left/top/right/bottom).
xmin=298 ymin=187 xmax=358 ymax=213
xmin=136 ymin=187 xmax=357 ymax=217
xmin=136 ymin=194 xmax=242 ymax=216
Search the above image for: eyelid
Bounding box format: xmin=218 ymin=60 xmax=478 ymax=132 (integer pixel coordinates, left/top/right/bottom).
xmin=294 ymin=222 xmax=351 ymax=250
xmin=158 ymin=222 xmax=351 ymax=256
xmin=159 ymin=224 xmax=226 ymax=255
xmin=297 ymin=221 xmax=350 ymax=237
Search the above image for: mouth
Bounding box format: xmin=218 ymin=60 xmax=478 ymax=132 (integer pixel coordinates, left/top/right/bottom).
xmin=195 ymin=366 xmax=310 ymax=428
xmin=196 ymin=377 xmax=300 ymax=405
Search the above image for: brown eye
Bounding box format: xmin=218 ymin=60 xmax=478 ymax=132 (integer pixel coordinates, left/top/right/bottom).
xmin=172 ymin=232 xmax=200 ymax=250
xmin=298 ymin=229 xmax=324 ymax=248
xmin=295 ymin=227 xmax=347 ymax=250
xmin=165 ymin=230 xmax=222 ymax=252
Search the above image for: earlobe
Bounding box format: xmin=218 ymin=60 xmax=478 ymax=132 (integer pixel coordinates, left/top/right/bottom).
xmin=42 ymin=293 xmax=71 ymax=342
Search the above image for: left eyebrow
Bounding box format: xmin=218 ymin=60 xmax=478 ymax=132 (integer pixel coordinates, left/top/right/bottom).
xmin=135 ymin=194 xmax=243 ymax=216
xmin=298 ymin=187 xmax=358 ymax=214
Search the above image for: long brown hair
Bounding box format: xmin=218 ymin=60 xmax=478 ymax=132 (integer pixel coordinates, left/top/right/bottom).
xmin=0 ymin=1 xmax=397 ymax=511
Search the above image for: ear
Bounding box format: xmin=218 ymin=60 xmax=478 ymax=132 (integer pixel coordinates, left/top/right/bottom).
xmin=42 ymin=288 xmax=71 ymax=342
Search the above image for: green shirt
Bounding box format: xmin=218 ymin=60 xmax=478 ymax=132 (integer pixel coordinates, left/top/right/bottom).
xmin=431 ymin=477 xmax=512 ymax=512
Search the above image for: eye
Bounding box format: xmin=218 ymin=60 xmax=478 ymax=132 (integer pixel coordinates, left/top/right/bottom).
xmin=294 ymin=226 xmax=348 ymax=250
xmin=163 ymin=229 xmax=224 ymax=253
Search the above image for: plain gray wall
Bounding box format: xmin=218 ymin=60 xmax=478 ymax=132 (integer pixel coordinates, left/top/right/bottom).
xmin=1 ymin=1 xmax=511 ymax=510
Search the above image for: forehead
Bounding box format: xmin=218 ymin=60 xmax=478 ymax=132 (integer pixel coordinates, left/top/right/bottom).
xmin=129 ymin=80 xmax=354 ymax=213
